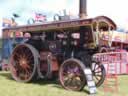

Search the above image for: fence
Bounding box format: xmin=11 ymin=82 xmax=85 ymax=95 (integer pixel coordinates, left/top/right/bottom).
xmin=93 ymin=52 xmax=128 ymax=74
xmin=93 ymin=52 xmax=128 ymax=94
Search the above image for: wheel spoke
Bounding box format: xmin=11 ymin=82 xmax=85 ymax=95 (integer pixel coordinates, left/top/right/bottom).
xmin=64 ymin=78 xmax=72 ymax=87
xmin=94 ymin=75 xmax=100 ymax=81
xmin=92 ymin=63 xmax=96 ymax=71
xmin=95 ymin=74 xmax=102 ymax=77
xmin=94 ymin=65 xmax=100 ymax=70
xmin=95 ymin=70 xmax=102 ymax=73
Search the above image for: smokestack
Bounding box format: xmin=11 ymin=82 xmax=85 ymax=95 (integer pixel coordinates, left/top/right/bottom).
xmin=79 ymin=0 xmax=87 ymax=19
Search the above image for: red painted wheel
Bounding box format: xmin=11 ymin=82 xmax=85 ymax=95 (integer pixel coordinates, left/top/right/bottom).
xmin=10 ymin=44 xmax=39 ymax=82
xmin=59 ymin=58 xmax=86 ymax=91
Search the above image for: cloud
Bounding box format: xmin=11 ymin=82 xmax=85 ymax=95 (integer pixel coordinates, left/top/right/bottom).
xmin=88 ymin=0 xmax=128 ymax=27
xmin=0 ymin=0 xmax=71 ymax=23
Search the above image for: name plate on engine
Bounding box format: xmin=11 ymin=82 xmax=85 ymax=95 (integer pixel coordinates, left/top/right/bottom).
xmin=84 ymin=68 xmax=96 ymax=95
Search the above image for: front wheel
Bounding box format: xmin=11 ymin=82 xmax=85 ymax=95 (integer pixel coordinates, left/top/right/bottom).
xmin=59 ymin=58 xmax=86 ymax=91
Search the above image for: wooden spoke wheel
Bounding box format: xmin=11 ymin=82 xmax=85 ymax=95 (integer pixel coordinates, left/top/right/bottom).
xmin=59 ymin=58 xmax=86 ymax=91
xmin=91 ymin=61 xmax=106 ymax=87
xmin=10 ymin=44 xmax=39 ymax=82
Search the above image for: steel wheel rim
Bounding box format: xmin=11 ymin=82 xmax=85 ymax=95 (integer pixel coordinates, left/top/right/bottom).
xmin=10 ymin=44 xmax=37 ymax=82
xmin=59 ymin=59 xmax=86 ymax=91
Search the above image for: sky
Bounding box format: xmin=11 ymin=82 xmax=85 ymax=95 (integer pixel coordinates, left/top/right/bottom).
xmin=0 ymin=0 xmax=128 ymax=36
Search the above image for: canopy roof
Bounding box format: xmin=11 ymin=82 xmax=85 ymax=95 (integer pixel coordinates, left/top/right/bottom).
xmin=3 ymin=16 xmax=116 ymax=33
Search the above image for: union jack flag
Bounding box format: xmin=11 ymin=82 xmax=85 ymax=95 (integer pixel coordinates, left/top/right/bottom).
xmin=35 ymin=13 xmax=47 ymax=22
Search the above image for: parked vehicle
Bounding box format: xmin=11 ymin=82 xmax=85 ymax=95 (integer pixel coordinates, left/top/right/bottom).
xmin=2 ymin=0 xmax=117 ymax=91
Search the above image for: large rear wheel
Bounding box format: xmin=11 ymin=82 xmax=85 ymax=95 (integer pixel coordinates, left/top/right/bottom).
xmin=10 ymin=44 xmax=39 ymax=82
xmin=59 ymin=58 xmax=86 ymax=91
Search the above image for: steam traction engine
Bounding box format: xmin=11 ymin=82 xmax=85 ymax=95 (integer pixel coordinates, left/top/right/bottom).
xmin=2 ymin=0 xmax=116 ymax=91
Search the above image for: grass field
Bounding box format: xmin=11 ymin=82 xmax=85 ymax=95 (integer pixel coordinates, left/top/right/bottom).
xmin=0 ymin=71 xmax=128 ymax=96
